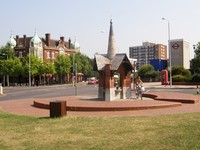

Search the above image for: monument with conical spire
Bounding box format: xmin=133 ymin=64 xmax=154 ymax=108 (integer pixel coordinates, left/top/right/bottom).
xmin=107 ymin=19 xmax=116 ymax=60
xmin=94 ymin=20 xmax=133 ymax=101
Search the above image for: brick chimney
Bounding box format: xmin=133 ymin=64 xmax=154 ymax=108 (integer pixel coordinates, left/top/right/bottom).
xmin=23 ymin=35 xmax=26 ymax=47
xmin=68 ymin=38 xmax=71 ymax=49
xmin=45 ymin=33 xmax=50 ymax=46
xmin=60 ymin=36 xmax=64 ymax=43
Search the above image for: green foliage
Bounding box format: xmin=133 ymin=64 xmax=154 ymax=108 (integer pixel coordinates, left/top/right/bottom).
xmin=54 ymin=55 xmax=71 ymax=75
xmin=43 ymin=60 xmax=56 ymax=75
xmin=0 ymin=45 xmax=96 ymax=84
xmin=191 ymin=54 xmax=200 ymax=73
xmin=30 ymin=54 xmax=43 ymax=77
xmin=172 ymin=75 xmax=191 ymax=82
xmin=1 ymin=60 xmax=8 ymax=75
xmin=20 ymin=56 xmax=29 ymax=77
xmin=0 ymin=57 xmax=23 ymax=77
xmin=194 ymin=42 xmax=200 ymax=55
xmin=74 ymin=53 xmax=91 ymax=74
xmin=191 ymin=42 xmax=200 ymax=73
xmin=9 ymin=57 xmax=23 ymax=77
xmin=70 ymin=53 xmax=98 ymax=79
xmin=145 ymin=70 xmax=160 ymax=78
xmin=191 ymin=74 xmax=200 ymax=82
xmin=138 ymin=64 xmax=159 ymax=78
xmin=172 ymin=66 xmax=191 ymax=77
xmin=171 ymin=66 xmax=192 ymax=82
xmin=0 ymin=45 xmax=16 ymax=59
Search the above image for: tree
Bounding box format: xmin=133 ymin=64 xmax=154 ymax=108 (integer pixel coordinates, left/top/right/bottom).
xmin=43 ymin=60 xmax=56 ymax=85
xmin=9 ymin=57 xmax=23 ymax=85
xmin=172 ymin=66 xmax=191 ymax=77
xmin=0 ymin=45 xmax=16 ymax=60
xmin=1 ymin=59 xmax=12 ymax=86
xmin=0 ymin=45 xmax=17 ymax=86
xmin=172 ymin=66 xmax=191 ymax=82
xmin=54 ymin=55 xmax=71 ymax=83
xmin=194 ymin=42 xmax=200 ymax=56
xmin=21 ymin=54 xmax=43 ymax=85
xmin=191 ymin=55 xmax=200 ymax=73
xmin=21 ymin=55 xmax=29 ymax=79
xmin=0 ymin=57 xmax=22 ymax=86
xmin=70 ymin=53 xmax=98 ymax=80
xmin=88 ymin=58 xmax=98 ymax=78
xmin=191 ymin=42 xmax=200 ymax=73
xmin=138 ymin=64 xmax=159 ymax=79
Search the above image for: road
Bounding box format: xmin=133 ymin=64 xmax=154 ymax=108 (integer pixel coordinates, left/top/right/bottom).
xmin=0 ymin=82 xmax=197 ymax=101
xmin=0 ymin=84 xmax=99 ymax=101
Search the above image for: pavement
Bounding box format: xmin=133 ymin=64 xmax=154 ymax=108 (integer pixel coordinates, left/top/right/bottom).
xmin=142 ymin=82 xmax=198 ymax=89
xmin=0 ymin=82 xmax=200 ymax=117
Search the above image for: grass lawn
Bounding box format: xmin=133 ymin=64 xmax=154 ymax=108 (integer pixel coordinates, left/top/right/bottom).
xmin=0 ymin=111 xmax=200 ymax=150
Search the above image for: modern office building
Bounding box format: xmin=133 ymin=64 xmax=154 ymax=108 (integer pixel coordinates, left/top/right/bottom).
xmin=169 ymin=39 xmax=190 ymax=69
xmin=129 ymin=42 xmax=167 ymax=68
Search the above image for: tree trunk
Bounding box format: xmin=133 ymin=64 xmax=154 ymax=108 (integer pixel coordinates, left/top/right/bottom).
xmin=60 ymin=74 xmax=63 ymax=84
xmin=6 ymin=75 xmax=9 ymax=87
xmin=3 ymin=75 xmax=5 ymax=87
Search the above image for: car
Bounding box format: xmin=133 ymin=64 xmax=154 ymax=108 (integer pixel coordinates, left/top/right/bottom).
xmin=88 ymin=79 xmax=97 ymax=84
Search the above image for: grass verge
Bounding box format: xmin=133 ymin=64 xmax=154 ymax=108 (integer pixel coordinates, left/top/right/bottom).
xmin=0 ymin=111 xmax=200 ymax=150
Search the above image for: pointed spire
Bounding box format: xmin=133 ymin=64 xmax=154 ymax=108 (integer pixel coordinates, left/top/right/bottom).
xmin=34 ymin=28 xmax=38 ymax=37
xmin=107 ymin=19 xmax=116 ymax=60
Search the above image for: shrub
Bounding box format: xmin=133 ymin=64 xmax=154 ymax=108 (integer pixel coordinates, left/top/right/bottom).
xmin=172 ymin=75 xmax=191 ymax=82
xmin=192 ymin=74 xmax=200 ymax=82
xmin=138 ymin=65 xmax=159 ymax=78
xmin=172 ymin=66 xmax=191 ymax=76
xmin=145 ymin=71 xmax=160 ymax=78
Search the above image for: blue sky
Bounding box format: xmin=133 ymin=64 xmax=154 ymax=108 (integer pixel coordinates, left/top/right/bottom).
xmin=1 ymin=0 xmax=200 ymax=58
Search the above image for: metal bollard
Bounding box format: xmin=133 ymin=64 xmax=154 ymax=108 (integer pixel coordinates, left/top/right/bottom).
xmin=197 ymin=85 xmax=199 ymax=94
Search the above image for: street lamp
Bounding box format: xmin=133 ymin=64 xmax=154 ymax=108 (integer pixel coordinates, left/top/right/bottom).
xmin=2 ymin=53 xmax=8 ymax=87
xmin=193 ymin=44 xmax=197 ymax=58
xmin=162 ymin=17 xmax=172 ymax=87
xmin=29 ymin=48 xmax=31 ymax=87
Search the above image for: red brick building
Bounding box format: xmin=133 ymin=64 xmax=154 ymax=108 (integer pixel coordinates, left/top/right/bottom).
xmin=6 ymin=32 xmax=81 ymax=85
xmin=12 ymin=32 xmax=80 ymax=62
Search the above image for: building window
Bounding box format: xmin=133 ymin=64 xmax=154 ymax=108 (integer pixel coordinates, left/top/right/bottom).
xmin=47 ymin=51 xmax=50 ymax=59
xmin=19 ymin=51 xmax=23 ymax=59
xmin=52 ymin=52 xmax=55 ymax=59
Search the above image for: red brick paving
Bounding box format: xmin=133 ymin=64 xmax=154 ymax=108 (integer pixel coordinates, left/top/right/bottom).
xmin=0 ymin=92 xmax=200 ymax=117
xmin=143 ymin=92 xmax=199 ymax=103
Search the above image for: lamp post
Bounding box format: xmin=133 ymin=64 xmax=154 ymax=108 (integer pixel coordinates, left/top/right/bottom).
xmin=193 ymin=44 xmax=197 ymax=58
xmin=162 ymin=17 xmax=172 ymax=87
xmin=29 ymin=48 xmax=31 ymax=87
xmin=72 ymin=53 xmax=77 ymax=95
xmin=2 ymin=53 xmax=8 ymax=87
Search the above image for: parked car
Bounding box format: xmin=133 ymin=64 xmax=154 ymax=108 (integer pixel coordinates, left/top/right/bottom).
xmin=87 ymin=77 xmax=99 ymax=84
xmin=88 ymin=79 xmax=97 ymax=84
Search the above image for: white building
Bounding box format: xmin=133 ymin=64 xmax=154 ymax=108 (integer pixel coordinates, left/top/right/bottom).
xmin=169 ymin=39 xmax=190 ymax=69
